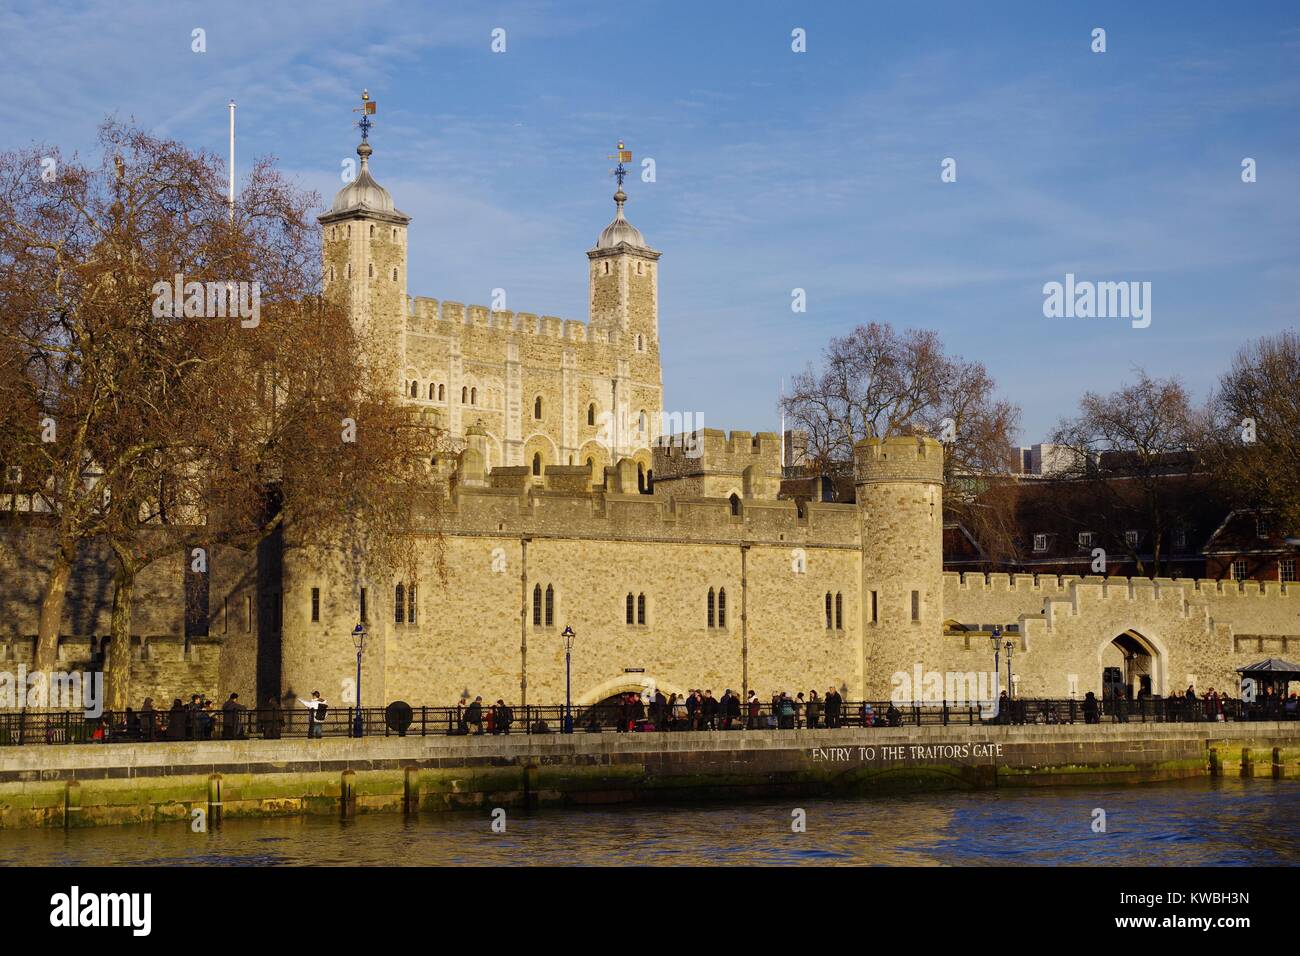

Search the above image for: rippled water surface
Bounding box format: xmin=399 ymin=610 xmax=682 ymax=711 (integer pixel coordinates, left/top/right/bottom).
xmin=2 ymin=777 xmax=1296 ymax=866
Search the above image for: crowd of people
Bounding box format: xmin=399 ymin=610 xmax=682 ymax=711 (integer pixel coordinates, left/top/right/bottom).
xmin=597 ymin=688 xmax=904 ymax=732
xmin=76 ymin=691 xmax=328 ymax=743
xmin=56 ymin=679 xmax=1300 ymax=744
xmin=452 ymin=696 xmax=515 ymax=735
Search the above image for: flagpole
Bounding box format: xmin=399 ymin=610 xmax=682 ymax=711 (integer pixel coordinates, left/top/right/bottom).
xmin=228 ymin=99 xmax=236 ymax=222
xmin=780 ymin=377 xmax=786 ymax=469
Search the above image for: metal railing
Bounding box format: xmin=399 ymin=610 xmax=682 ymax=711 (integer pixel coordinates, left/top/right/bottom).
xmin=0 ymin=695 xmax=1292 ymax=746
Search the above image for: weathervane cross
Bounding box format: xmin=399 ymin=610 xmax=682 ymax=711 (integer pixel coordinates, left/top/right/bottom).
xmin=608 ymin=140 xmax=632 ymax=188
xmin=353 ymin=89 xmax=377 ymax=141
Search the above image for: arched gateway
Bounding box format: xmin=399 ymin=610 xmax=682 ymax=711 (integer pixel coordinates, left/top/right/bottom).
xmin=575 ymin=675 xmax=689 ymax=729
xmin=1100 ymin=629 xmax=1166 ymax=701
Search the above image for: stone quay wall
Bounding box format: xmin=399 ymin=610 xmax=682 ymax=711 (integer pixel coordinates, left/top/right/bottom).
xmin=1 ymin=722 xmax=1296 ymax=829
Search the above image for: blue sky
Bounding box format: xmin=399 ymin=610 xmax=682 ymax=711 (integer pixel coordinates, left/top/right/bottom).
xmin=4 ymin=0 xmax=1298 ymax=441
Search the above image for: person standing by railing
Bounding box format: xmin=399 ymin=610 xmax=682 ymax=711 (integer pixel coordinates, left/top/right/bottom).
xmin=140 ymin=698 xmax=157 ymax=742
xmin=260 ymin=695 xmax=283 ymax=739
xmin=703 ymin=690 xmax=718 ymax=730
xmin=493 ymin=699 xmax=513 ymax=735
xmin=464 ymin=696 xmax=484 ymax=735
xmin=806 ymin=690 xmax=821 ymax=729
xmin=825 ymin=687 xmax=842 ymax=729
xmin=221 ymin=693 xmax=241 ymax=740
xmin=300 ymin=691 xmax=327 ymax=739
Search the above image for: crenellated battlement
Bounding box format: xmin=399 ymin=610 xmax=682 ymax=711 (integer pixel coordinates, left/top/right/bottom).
xmin=653 ymin=429 xmax=783 ymax=479
xmin=439 ymin=460 xmax=859 ymax=546
xmin=406 ymin=296 xmax=598 ymax=345
xmin=854 ymin=436 xmax=944 ymax=485
xmin=944 ymin=570 xmax=1297 ymax=601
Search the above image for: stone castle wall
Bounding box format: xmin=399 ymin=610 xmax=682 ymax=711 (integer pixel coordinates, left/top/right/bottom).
xmin=277 ymin=467 xmax=865 ymax=709
xmin=0 ymin=528 xmax=259 ymax=706
xmin=400 ymin=297 xmax=661 ymax=478
xmin=937 ymin=572 xmax=1298 ymax=700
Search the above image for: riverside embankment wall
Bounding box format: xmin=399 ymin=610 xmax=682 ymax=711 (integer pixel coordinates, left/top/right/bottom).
xmin=1 ymin=723 xmax=1298 ymax=829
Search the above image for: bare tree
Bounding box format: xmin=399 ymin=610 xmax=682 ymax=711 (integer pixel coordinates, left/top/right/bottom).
xmin=0 ymin=122 xmax=443 ymax=706
xmin=1206 ymin=329 xmax=1300 ymax=534
xmin=1048 ymin=372 xmax=1207 ymax=577
xmin=781 ymin=321 xmax=1022 ymax=557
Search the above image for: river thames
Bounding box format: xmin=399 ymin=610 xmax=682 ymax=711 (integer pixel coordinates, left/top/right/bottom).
xmin=1 ymin=777 xmax=1295 ymax=866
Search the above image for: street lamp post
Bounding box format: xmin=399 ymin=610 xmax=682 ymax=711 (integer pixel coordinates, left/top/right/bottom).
xmin=1005 ymin=639 xmax=1015 ymax=702
xmin=990 ymin=626 xmax=1003 ymax=723
xmin=991 ymin=624 xmax=1002 ymax=689
xmin=352 ymin=622 xmax=366 ymax=738
xmin=561 ymin=626 xmax=575 ymax=734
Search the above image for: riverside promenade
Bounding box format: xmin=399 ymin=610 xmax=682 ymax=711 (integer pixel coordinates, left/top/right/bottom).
xmin=2 ymin=721 xmax=1298 ymax=829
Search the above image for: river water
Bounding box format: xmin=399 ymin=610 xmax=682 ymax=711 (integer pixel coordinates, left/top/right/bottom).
xmin=2 ymin=777 xmax=1296 ymax=866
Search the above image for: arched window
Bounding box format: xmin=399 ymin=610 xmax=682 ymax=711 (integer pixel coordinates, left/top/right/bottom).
xmin=428 ymin=383 xmax=435 ymax=400
xmin=408 ymin=584 xmax=417 ymax=624
xmin=637 ymin=593 xmax=646 ymax=625
xmin=409 ymin=381 xmax=418 ymax=398
xmin=544 ymin=585 xmax=554 ymax=627
xmin=369 ymin=224 xmax=375 ymax=238
xmin=586 ymin=457 xmax=595 ymax=476
xmin=471 ymin=387 xmax=477 ymax=405
xmin=532 ymin=452 xmax=542 ymax=476
xmin=825 ymin=592 xmax=833 ymax=629
xmin=588 ymin=404 xmax=596 ymax=426
xmin=331 ymin=226 xmax=337 ymax=240
xmin=637 ymin=334 xmax=643 ymax=350
xmin=345 ymin=263 xmax=351 ymax=279
xmin=707 ymin=588 xmax=716 ymax=628
xmin=534 ymin=396 xmax=543 ymax=419
xmin=729 ymin=494 xmax=741 ymax=516
xmin=603 ymin=261 xmax=609 ymax=275
xmin=392 ymin=268 xmax=398 ymax=281
xmin=438 ymin=384 xmax=445 ymax=401
xmin=394 ymin=584 xmax=405 ymax=624
xmin=835 ymin=592 xmax=843 ymax=630
xmin=646 ymin=470 xmax=654 ymax=492
xmin=637 ymin=463 xmax=646 ymax=494
xmin=368 ymin=262 xmax=374 ymax=277
xmin=532 ymin=584 xmax=542 ymax=626
xmin=626 ymin=593 xmax=635 ymax=625
xmin=717 ymin=587 xmax=727 ymax=628
xmin=638 ymin=410 xmax=647 ymax=432
xmin=392 ymin=228 xmax=397 ymax=240
xmin=461 ymin=386 xmax=468 ymax=403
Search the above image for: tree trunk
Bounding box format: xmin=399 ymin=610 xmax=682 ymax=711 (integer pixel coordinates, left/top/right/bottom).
xmin=105 ymin=562 xmax=135 ymax=712
xmin=34 ymin=545 xmax=74 ymax=672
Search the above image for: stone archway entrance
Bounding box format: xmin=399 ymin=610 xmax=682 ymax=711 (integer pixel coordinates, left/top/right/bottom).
xmin=1101 ymin=630 xmax=1162 ymax=701
xmin=574 ymin=674 xmax=687 ymax=729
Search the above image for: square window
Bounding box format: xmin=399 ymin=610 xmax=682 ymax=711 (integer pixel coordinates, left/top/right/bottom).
xmin=1033 ymin=534 xmax=1048 ymax=552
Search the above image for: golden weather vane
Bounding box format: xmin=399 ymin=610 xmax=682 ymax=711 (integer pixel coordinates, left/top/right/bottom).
xmin=353 ymin=89 xmax=377 ymax=140
xmin=608 ymin=140 xmax=632 ymax=187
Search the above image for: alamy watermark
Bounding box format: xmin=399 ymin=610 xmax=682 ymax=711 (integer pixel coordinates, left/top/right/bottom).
xmin=0 ymin=666 xmax=104 ymax=717
xmin=890 ymin=665 xmax=1000 ymax=719
xmin=151 ymin=274 xmax=260 ymax=328
xmin=1042 ymin=273 xmax=1150 ymax=329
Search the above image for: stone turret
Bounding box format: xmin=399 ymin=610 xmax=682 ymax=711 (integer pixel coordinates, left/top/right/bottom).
xmin=458 ymin=421 xmax=489 ymax=487
xmin=854 ymin=436 xmax=945 ymax=697
xmin=319 ymin=91 xmax=410 ymax=386
xmin=652 ymin=429 xmax=783 ymax=501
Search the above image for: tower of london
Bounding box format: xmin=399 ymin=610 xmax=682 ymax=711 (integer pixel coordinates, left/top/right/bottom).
xmin=2 ymin=127 xmax=1294 ymax=716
